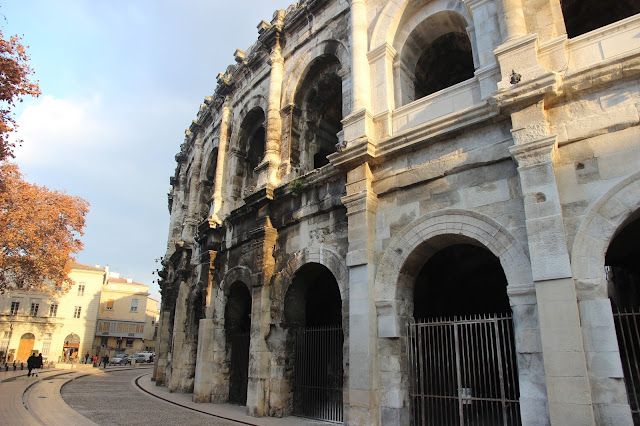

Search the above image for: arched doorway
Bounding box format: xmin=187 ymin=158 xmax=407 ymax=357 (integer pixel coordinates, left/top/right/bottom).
xmin=17 ymin=333 xmax=36 ymax=361
xmin=284 ymin=263 xmax=343 ymax=423
xmin=409 ymin=243 xmax=521 ymax=425
xmin=606 ymin=213 xmax=640 ymax=424
xmin=225 ymin=281 xmax=252 ymax=405
xmin=561 ymin=0 xmax=640 ymax=39
xmin=63 ymin=333 xmax=80 ymax=362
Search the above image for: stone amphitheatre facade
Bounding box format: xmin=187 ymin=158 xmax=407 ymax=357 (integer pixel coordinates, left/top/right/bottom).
xmin=154 ymin=0 xmax=640 ymax=424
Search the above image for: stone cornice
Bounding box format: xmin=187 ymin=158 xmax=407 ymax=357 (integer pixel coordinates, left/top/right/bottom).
xmin=367 ymin=43 xmax=397 ymax=64
xmin=509 ymin=135 xmax=558 ymax=168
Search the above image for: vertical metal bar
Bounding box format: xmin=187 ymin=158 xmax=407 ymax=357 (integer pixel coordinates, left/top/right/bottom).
xmin=418 ymin=323 xmax=426 ymax=426
xmin=454 ymin=322 xmax=464 ymax=426
xmin=494 ymin=317 xmax=507 ymax=425
xmin=617 ymin=310 xmax=640 ymax=416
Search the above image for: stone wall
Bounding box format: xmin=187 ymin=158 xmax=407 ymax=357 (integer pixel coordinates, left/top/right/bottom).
xmin=157 ymin=0 xmax=640 ymax=424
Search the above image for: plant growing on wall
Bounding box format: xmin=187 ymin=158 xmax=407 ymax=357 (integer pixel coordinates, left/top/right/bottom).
xmin=289 ymin=178 xmax=305 ymax=196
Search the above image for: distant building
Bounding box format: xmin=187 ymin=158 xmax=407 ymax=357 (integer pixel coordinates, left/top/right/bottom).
xmin=144 ymin=298 xmax=160 ymax=353
xmin=93 ymin=270 xmax=157 ymax=359
xmin=0 ymin=263 xmax=103 ymax=363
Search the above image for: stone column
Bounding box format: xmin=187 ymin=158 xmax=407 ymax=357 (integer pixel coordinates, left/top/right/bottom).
xmin=342 ymin=163 xmax=380 ymax=425
xmin=342 ymin=0 xmax=373 ymax=145
xmin=182 ymin=134 xmax=203 ymax=242
xmin=367 ymin=43 xmax=396 ymax=139
xmin=153 ymin=309 xmax=172 ymax=385
xmin=193 ymin=251 xmax=217 ymax=402
xmin=246 ymin=220 xmax=277 ymax=417
xmin=465 ymin=0 xmax=502 ymax=68
xmin=260 ymin=33 xmax=284 ymax=190
xmin=168 ymin=281 xmax=190 ymax=393
xmin=498 ymin=0 xmax=527 ymax=43
xmin=509 ymin=101 xmax=596 ymax=425
xmin=211 ymin=98 xmax=231 ymax=223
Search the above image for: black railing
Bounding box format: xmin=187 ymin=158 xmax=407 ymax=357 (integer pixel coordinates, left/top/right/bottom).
xmin=613 ymin=307 xmax=640 ymax=425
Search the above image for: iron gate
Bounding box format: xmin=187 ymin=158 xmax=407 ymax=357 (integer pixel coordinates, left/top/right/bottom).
xmin=228 ymin=332 xmax=250 ymax=405
xmin=293 ymin=325 xmax=344 ymax=423
xmin=613 ymin=307 xmax=640 ymax=425
xmin=408 ymin=314 xmax=521 ymax=426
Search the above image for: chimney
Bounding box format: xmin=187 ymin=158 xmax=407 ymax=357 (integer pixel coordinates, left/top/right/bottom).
xmin=126 ymin=277 xmax=133 ymax=284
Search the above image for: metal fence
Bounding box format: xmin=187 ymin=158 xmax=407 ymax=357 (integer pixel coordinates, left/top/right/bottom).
xmin=613 ymin=307 xmax=640 ymax=425
xmin=293 ymin=325 xmax=344 ymax=423
xmin=228 ymin=332 xmax=250 ymax=405
xmin=408 ymin=314 xmax=521 ymax=426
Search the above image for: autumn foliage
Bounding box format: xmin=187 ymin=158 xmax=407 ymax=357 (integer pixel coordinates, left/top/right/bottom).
xmin=0 ymin=27 xmax=89 ymax=292
xmin=0 ymin=29 xmax=41 ymax=162
xmin=0 ymin=163 xmax=89 ymax=292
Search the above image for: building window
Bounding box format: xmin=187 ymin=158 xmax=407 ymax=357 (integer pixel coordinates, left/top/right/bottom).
xmin=10 ymin=301 xmax=20 ymax=315
xmin=3 ymin=331 xmax=10 ymax=338
xmin=126 ymin=338 xmax=134 ymax=348
xmin=73 ymin=306 xmax=81 ymax=318
xmin=106 ymin=299 xmax=114 ymax=310
xmin=77 ymin=284 xmax=85 ymax=296
xmin=130 ymin=298 xmax=138 ymax=312
xmin=101 ymin=337 xmax=108 ymax=346
xmin=55 ymin=286 xmax=63 ymax=291
xmin=49 ymin=303 xmax=58 ymax=317
xmin=30 ymin=302 xmax=40 ymax=316
xmin=44 ymin=333 xmax=52 ymax=340
xmin=42 ymin=342 xmax=51 ymax=356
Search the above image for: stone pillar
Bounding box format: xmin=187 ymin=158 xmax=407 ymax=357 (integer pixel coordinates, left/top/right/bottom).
xmin=465 ymin=0 xmax=502 ymax=68
xmin=509 ymin=101 xmax=596 ymax=425
xmin=246 ymin=220 xmax=277 ymax=417
xmin=342 ymin=0 xmax=373 ymax=145
xmin=182 ymin=135 xmax=203 ymax=242
xmin=193 ymin=250 xmax=217 ymax=402
xmin=367 ymin=43 xmax=396 ymax=140
xmin=153 ymin=309 xmax=172 ymax=385
xmin=262 ymin=33 xmax=284 ymax=189
xmin=497 ymin=0 xmax=527 ymax=43
xmin=168 ymin=281 xmax=190 ymax=393
xmin=507 ymin=284 xmax=551 ymax=425
xmin=211 ymin=98 xmax=231 ymax=223
xmin=342 ymin=163 xmax=380 ymax=425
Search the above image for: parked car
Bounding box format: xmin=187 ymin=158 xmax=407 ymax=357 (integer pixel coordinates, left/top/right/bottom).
xmin=131 ymin=353 xmax=154 ymax=363
xmin=109 ymin=355 xmax=131 ymax=365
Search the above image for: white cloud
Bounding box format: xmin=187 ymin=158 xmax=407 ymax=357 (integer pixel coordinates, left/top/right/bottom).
xmin=14 ymin=94 xmax=113 ymax=168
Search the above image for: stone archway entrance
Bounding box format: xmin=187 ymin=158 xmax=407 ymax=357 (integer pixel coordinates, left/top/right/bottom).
xmin=225 ymin=281 xmax=252 ymax=406
xmin=409 ymin=243 xmax=521 ymax=426
xmin=606 ymin=213 xmax=640 ymax=424
xmin=285 ymin=263 xmax=344 ymax=423
xmin=63 ymin=333 xmax=80 ymax=362
xmin=17 ymin=333 xmax=36 ymax=361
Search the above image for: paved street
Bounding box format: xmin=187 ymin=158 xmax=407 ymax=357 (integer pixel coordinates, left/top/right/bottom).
xmin=0 ymin=364 xmax=329 ymax=425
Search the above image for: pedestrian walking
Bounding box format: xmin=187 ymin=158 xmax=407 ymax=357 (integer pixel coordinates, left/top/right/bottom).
xmin=84 ymin=352 xmax=90 ymax=364
xmin=93 ymin=355 xmax=98 ymax=366
xmin=102 ymin=355 xmax=109 ymax=368
xmin=32 ymin=353 xmax=43 ymax=377
xmin=27 ymin=353 xmax=37 ymax=377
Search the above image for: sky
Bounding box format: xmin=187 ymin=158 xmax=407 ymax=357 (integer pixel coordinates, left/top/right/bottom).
xmin=3 ymin=0 xmax=288 ymax=300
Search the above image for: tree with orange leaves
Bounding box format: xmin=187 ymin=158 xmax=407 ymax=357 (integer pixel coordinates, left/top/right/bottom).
xmin=0 ymin=29 xmax=41 ymax=161
xmin=0 ymin=27 xmax=89 ymax=292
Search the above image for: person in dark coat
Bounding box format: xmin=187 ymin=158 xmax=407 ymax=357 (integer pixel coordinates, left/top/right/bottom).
xmin=102 ymin=355 xmax=109 ymax=368
xmin=27 ymin=354 xmax=37 ymax=377
xmin=32 ymin=353 xmax=43 ymax=377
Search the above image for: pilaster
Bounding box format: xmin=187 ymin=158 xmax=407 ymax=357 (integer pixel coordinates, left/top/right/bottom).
xmin=342 ymin=162 xmax=380 ymax=425
xmin=509 ymin=101 xmax=596 ymax=425
xmin=211 ymin=98 xmax=231 ymax=223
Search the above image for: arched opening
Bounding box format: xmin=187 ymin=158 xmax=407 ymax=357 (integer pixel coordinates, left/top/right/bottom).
xmin=291 ymin=55 xmax=342 ymax=174
xmin=238 ymin=108 xmax=265 ymax=196
xmin=605 ymin=212 xmax=640 ymax=424
xmin=284 ymin=263 xmax=343 ymax=423
xmin=63 ymin=333 xmax=81 ymax=362
xmin=561 ymin=0 xmax=640 ymax=39
xmin=17 ymin=333 xmax=36 ymax=361
xmin=198 ymin=148 xmax=217 ymax=221
xmin=398 ymin=11 xmax=474 ymax=106
xmin=225 ymin=281 xmax=252 ymax=405
xmin=410 ymin=243 xmax=521 ymax=425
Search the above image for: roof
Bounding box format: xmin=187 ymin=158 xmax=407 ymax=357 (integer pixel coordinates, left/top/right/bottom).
xmin=71 ymin=262 xmax=105 ymax=272
xmin=106 ymin=277 xmax=148 ymax=287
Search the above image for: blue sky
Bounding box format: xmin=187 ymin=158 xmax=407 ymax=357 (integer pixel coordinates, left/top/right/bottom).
xmin=3 ymin=0 xmax=287 ymax=299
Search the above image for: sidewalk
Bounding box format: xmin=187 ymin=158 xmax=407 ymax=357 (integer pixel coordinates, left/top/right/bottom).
xmin=0 ymin=365 xmax=330 ymax=425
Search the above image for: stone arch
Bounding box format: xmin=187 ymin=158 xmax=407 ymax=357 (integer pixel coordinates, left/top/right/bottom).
xmin=274 ymin=247 xmax=349 ymax=318
xmin=371 ymin=0 xmax=470 ymax=53
xmin=374 ymin=209 xmax=545 ymax=425
xmin=282 ymin=39 xmax=350 ymax=110
xmin=376 ymin=209 xmax=532 ymax=304
xmin=220 ymin=266 xmax=255 ymax=296
xmin=570 ymin=171 xmax=640 ymax=425
xmin=571 ymin=171 xmax=640 ymax=297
